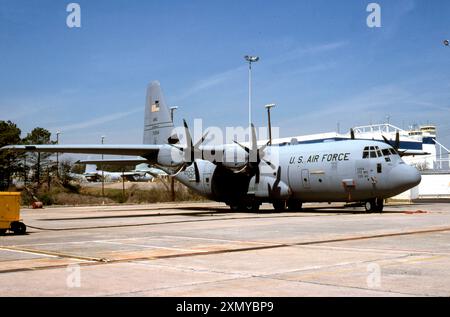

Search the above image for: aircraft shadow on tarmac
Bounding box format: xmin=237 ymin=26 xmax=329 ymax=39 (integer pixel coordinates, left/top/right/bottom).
xmin=38 ymin=204 xmax=422 ymax=222
xmin=168 ymin=206 xmax=410 ymax=215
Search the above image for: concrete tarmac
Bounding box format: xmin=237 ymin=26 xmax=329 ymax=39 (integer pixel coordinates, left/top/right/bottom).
xmin=1 ymin=201 xmax=450 ymax=296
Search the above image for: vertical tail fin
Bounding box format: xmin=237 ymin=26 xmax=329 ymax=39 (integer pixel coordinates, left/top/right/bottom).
xmin=143 ymin=81 xmax=176 ymax=145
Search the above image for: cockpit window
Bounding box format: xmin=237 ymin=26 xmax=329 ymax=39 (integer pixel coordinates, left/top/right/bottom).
xmin=363 ymin=146 xmax=386 ymax=159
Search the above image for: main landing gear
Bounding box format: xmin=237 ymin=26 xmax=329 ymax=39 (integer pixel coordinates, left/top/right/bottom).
xmin=228 ymin=199 xmax=303 ymax=212
xmin=364 ymin=198 xmax=384 ymax=213
xmin=229 ymin=201 xmax=261 ymax=212
xmin=272 ymin=200 xmax=303 ymax=212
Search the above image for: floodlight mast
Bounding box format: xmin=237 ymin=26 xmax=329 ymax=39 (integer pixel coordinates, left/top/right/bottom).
xmin=244 ymin=55 xmax=259 ymax=132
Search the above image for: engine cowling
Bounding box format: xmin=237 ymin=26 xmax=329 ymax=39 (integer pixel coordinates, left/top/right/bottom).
xmin=200 ymin=144 xmax=248 ymax=170
xmin=156 ymin=145 xmax=185 ymax=167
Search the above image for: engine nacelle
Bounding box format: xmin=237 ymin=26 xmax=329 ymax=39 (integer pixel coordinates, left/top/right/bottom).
xmin=175 ymin=160 xmax=217 ymax=197
xmin=157 ymin=145 xmax=185 ymax=167
xmin=212 ymin=144 xmax=248 ymax=169
xmin=247 ymin=175 xmax=291 ymax=199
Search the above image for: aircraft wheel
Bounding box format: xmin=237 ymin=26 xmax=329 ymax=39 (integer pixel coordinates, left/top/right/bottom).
xmin=10 ymin=222 xmax=26 ymax=235
xmin=364 ymin=200 xmax=376 ymax=213
xmin=273 ymin=200 xmax=286 ymax=212
xmin=374 ymin=198 xmax=384 ymax=212
xmin=245 ymin=202 xmax=260 ymax=212
xmin=287 ymin=200 xmax=302 ymax=211
xmin=229 ymin=204 xmax=240 ymax=212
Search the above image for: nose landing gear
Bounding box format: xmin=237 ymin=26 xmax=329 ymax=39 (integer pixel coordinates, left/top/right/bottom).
xmin=364 ymin=198 xmax=384 ymax=213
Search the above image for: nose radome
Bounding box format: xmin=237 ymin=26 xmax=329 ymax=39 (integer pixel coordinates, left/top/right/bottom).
xmin=408 ymin=165 xmax=422 ymax=187
xmin=389 ymin=164 xmax=421 ymax=191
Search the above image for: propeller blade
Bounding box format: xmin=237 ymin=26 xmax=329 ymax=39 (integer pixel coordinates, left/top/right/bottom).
xmin=182 ymin=119 xmax=193 ymax=148
xmin=258 ymin=142 xmax=269 ymax=156
xmin=249 ymin=123 xmax=258 ymax=163
xmin=194 ymin=131 xmax=209 ymax=149
xmin=233 ymin=140 xmax=250 ymax=153
xmin=267 ymin=166 xmax=282 ymax=199
xmin=381 ymin=135 xmax=392 ymax=146
xmin=169 ymin=144 xmax=183 ymax=151
xmin=350 ymin=128 xmax=355 ymax=140
xmin=182 ymin=119 xmax=209 ymax=162
xmin=273 ymin=166 xmax=281 ymax=188
xmin=233 ymin=165 xmax=248 ymax=174
xmin=193 ymin=161 xmax=200 ymax=183
xmin=182 ymin=119 xmax=193 ymax=162
xmin=262 ymin=159 xmax=276 ymax=169
xmin=382 ymin=134 xmax=405 ymax=157
xmin=395 ymin=130 xmax=400 ymax=150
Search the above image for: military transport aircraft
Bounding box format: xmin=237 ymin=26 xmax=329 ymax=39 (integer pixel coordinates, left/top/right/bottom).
xmin=2 ymin=81 xmax=421 ymax=212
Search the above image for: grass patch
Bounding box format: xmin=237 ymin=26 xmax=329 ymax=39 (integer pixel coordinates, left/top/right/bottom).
xmin=17 ymin=180 xmax=206 ymax=206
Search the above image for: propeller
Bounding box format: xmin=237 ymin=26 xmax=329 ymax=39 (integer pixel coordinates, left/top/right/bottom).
xmin=381 ymin=130 xmax=405 ymax=156
xmin=267 ymin=166 xmax=282 ymax=199
xmin=168 ymin=119 xmax=208 ymax=178
xmin=350 ymin=128 xmax=355 ymax=140
xmin=233 ymin=123 xmax=275 ymax=184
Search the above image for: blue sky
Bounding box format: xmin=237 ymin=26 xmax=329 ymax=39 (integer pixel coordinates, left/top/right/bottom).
xmin=1 ymin=0 xmax=450 ymax=148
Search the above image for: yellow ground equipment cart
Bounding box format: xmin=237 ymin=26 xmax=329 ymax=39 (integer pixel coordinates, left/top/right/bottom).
xmin=0 ymin=192 xmax=26 ymax=235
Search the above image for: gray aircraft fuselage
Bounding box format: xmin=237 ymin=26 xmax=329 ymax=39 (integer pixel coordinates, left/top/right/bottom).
xmin=172 ymin=139 xmax=421 ymax=205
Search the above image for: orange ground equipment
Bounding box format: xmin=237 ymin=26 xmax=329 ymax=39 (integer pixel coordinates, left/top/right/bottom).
xmin=0 ymin=192 xmax=26 ymax=235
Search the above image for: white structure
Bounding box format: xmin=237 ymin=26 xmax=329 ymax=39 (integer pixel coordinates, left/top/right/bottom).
xmin=267 ymin=122 xmax=449 ymax=201
xmin=392 ymin=172 xmax=450 ymax=201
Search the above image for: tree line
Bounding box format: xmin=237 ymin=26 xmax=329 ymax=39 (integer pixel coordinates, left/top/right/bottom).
xmin=0 ymin=120 xmax=57 ymax=190
xmin=0 ymin=120 xmax=137 ymax=191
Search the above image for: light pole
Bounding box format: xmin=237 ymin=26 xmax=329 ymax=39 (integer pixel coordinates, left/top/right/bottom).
xmin=169 ymin=106 xmax=178 ymax=202
xmin=265 ymin=103 xmax=276 ymax=145
xmin=244 ymin=55 xmax=259 ymax=130
xmin=101 ymin=135 xmax=105 ymax=200
xmin=56 ymin=131 xmax=60 ymax=178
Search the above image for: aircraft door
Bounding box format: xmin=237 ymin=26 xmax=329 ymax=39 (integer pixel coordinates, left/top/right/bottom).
xmin=301 ymin=169 xmax=311 ymax=189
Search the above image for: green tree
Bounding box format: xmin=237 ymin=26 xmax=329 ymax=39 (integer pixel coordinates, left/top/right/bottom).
xmin=0 ymin=121 xmax=22 ymax=190
xmin=22 ymin=127 xmax=56 ymax=185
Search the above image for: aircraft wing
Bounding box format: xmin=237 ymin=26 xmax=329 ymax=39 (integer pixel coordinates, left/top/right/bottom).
xmin=1 ymin=144 xmax=162 ymax=157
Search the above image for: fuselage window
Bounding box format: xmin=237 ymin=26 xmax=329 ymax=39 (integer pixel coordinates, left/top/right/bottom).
xmin=382 ymin=149 xmax=390 ymax=156
xmin=370 ymin=151 xmax=377 ymax=158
